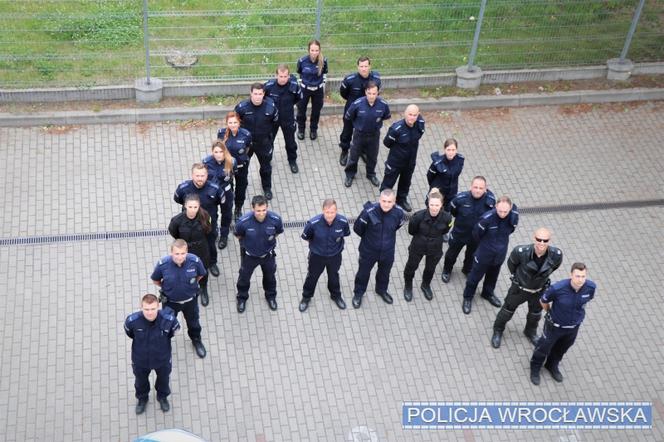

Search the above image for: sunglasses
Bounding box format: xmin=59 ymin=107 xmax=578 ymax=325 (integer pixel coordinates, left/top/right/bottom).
xmin=535 ymin=237 xmax=550 ymax=243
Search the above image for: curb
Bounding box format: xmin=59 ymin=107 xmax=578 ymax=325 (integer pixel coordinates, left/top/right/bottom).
xmin=1 ymin=88 xmax=663 ymax=127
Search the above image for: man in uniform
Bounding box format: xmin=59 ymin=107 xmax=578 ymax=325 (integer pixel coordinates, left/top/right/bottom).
xmin=234 ymin=83 xmax=279 ymax=200
xmin=151 ymin=240 xmax=207 ymax=359
xmin=299 ymin=198 xmax=351 ymax=312
xmin=461 ymin=196 xmax=519 ymax=314
xmin=264 ymin=64 xmax=303 ymax=173
xmin=491 ymin=227 xmax=563 ymax=348
xmin=530 ymin=262 xmax=596 ymax=385
xmin=441 ymin=176 xmax=495 ymax=283
xmin=351 ymin=189 xmax=405 ymax=308
xmin=379 ymin=104 xmax=425 ymax=212
xmin=173 ymin=163 xmax=226 ymax=277
xmin=338 ymin=56 xmax=381 ymax=166
xmin=234 ymin=194 xmax=284 ymax=313
xmin=124 ymin=293 xmax=180 ymax=414
xmin=343 ymin=81 xmax=391 ymax=188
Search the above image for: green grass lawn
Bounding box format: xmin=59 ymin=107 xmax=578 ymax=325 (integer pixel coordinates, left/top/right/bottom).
xmin=0 ymin=0 xmax=662 ymax=88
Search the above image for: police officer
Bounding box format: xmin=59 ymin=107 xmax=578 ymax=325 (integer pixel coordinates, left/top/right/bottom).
xmin=234 ymin=195 xmax=284 ymax=313
xmin=264 ymin=64 xmax=303 ymax=173
xmin=338 ymin=56 xmax=381 ymax=166
xmin=380 ymin=104 xmax=425 ymax=212
xmin=124 ymin=293 xmax=179 ymax=414
xmin=234 ymin=83 xmax=279 ymax=200
xmin=491 ymin=228 xmax=563 ymax=348
xmin=530 ymin=262 xmax=596 ymax=385
xmin=202 ymin=139 xmax=236 ymax=250
xmin=218 ymin=111 xmax=252 ymax=220
xmin=461 ymin=196 xmax=519 ymax=314
xmin=441 ymin=176 xmax=496 ymax=283
xmin=173 ymin=163 xmax=226 ymax=277
xmin=343 ymin=81 xmax=391 ymax=188
xmin=427 ymin=138 xmax=465 ymax=212
xmin=403 ymin=190 xmax=452 ymax=302
xmin=351 ymin=189 xmax=405 ymax=308
xmin=151 ymin=239 xmax=207 ymax=359
xmin=296 ymin=39 xmax=328 ymax=141
xmin=299 ymin=198 xmax=351 ymax=312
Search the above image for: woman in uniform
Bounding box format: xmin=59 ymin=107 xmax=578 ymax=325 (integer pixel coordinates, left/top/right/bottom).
xmin=218 ymin=111 xmax=252 ymax=220
xmin=296 ymin=39 xmax=328 ymax=141
xmin=203 ymin=139 xmax=236 ymax=250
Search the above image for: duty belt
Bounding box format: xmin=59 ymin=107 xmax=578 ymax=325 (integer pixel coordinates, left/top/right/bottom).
xmin=305 ymin=85 xmax=323 ymax=91
xmin=172 ymin=297 xmax=194 ymax=304
xmin=545 ymin=315 xmax=578 ymax=329
xmin=513 ymin=282 xmax=542 ymax=294
xmin=245 ymin=250 xmax=272 ymax=259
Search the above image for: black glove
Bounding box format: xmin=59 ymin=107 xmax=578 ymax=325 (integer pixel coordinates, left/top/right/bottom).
xmin=159 ymin=289 xmax=168 ymax=305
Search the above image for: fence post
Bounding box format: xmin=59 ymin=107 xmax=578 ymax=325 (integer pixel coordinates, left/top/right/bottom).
xmin=135 ymin=0 xmax=163 ymax=103
xmin=315 ymin=0 xmax=323 ymax=40
xmin=456 ymin=0 xmax=486 ymax=89
xmin=607 ymin=0 xmax=644 ymax=80
xmin=142 ymin=0 xmax=151 ymax=84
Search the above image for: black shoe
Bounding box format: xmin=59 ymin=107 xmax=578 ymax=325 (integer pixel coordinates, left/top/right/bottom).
xmin=234 ymin=208 xmax=242 ymax=222
xmin=462 ymin=298 xmax=472 ymax=314
xmin=352 ymin=295 xmax=362 ymax=309
xmin=368 ymin=176 xmax=380 ymax=187
xmin=310 ymin=129 xmax=317 ymax=140
xmin=237 ymin=299 xmax=246 ymax=313
xmin=192 ymin=340 xmax=206 ymax=359
xmin=339 ymin=151 xmax=349 ymax=166
xmin=217 ymin=235 xmax=228 ymax=250
xmin=530 ymin=369 xmax=541 ymax=386
xmin=297 ymin=131 xmax=305 ymax=140
xmin=481 ymin=293 xmax=502 ymax=307
xmin=263 ymin=188 xmax=273 ymax=200
xmin=209 ymin=264 xmax=220 ymax=277
xmin=157 ymin=397 xmax=170 ymax=412
xmin=377 ymin=292 xmax=393 ymax=304
xmin=399 ymin=200 xmax=413 ymax=212
xmin=545 ymin=364 xmax=564 ymax=382
xmin=332 ymin=297 xmax=346 ymax=310
xmin=344 ymin=176 xmax=353 ymax=188
xmin=135 ymin=398 xmax=148 ymax=415
xmin=268 ymin=298 xmax=278 ymax=311
xmin=298 ymin=297 xmax=310 ymax=313
xmin=403 ymin=286 xmax=413 ymax=302
xmin=523 ymin=329 xmax=539 ymax=346
xmin=289 ymin=162 xmax=299 ymax=174
xmin=491 ymin=331 xmax=503 ymax=348
xmin=441 ymin=271 xmax=451 ymax=283
xmin=420 ymin=284 xmax=433 ymax=301
xmin=199 ymin=288 xmax=209 ymax=307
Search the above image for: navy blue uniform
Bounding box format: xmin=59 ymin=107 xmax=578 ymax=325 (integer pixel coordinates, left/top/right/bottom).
xmin=301 ymin=213 xmax=351 ymax=299
xmin=462 ymin=205 xmax=519 ymax=301
xmin=124 ymin=307 xmax=180 ymax=401
xmin=202 ymin=154 xmax=236 ymax=240
xmin=344 ymin=97 xmax=391 ymax=179
xmin=338 ymin=70 xmax=381 ymax=151
xmin=173 ymin=179 xmax=225 ymax=266
xmin=380 ymin=116 xmax=426 ymax=204
xmin=403 ymin=208 xmax=453 ymax=286
xmin=352 ymin=201 xmax=405 ymax=298
xmin=234 ymin=98 xmax=279 ymax=191
xmin=442 ymin=190 xmax=496 ymax=276
xmin=531 ymin=278 xmax=596 ymax=373
xmin=296 ymin=55 xmax=328 ymax=133
xmin=218 ymin=127 xmax=252 ymax=211
xmin=234 ymin=211 xmax=284 ymax=301
xmin=427 ymin=152 xmax=465 ymax=211
xmin=150 ymin=254 xmax=206 ymax=341
xmin=265 ymin=75 xmax=302 ymax=162
xmin=168 ymin=212 xmax=212 ymax=299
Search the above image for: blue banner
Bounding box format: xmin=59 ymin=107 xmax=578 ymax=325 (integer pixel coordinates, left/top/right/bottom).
xmin=402 ymin=402 xmax=652 ymax=429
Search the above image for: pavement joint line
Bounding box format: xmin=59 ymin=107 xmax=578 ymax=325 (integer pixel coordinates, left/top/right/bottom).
xmin=1 ymin=198 xmax=661 ymax=247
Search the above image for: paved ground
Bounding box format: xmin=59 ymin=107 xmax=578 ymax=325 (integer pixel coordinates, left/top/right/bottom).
xmin=1 ymin=101 xmax=663 ymax=441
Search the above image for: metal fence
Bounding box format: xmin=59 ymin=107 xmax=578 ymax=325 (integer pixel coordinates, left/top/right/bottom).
xmin=0 ymin=0 xmax=662 ymax=88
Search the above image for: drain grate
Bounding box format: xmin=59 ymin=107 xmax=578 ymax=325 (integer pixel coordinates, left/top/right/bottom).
xmin=1 ymin=198 xmax=662 ymax=247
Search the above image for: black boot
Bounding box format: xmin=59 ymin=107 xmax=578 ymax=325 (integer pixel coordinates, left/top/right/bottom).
xmin=199 ymin=286 xmax=209 ymax=307
xmin=523 ymin=312 xmax=541 ymax=345
xmin=403 ymin=280 xmax=413 ymax=302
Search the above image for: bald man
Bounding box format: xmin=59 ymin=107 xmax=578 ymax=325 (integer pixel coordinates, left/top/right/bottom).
xmin=491 ymin=228 xmax=563 ymax=348
xmin=379 ymin=104 xmax=425 ymax=212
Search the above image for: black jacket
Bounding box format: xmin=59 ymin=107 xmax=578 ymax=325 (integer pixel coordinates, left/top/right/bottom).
xmin=168 ymin=212 xmax=212 ymax=267
xmin=407 ymin=208 xmax=453 ymax=255
xmin=507 ymin=244 xmax=563 ymax=290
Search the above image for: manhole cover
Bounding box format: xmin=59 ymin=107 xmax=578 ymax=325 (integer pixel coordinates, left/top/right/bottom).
xmin=166 ymin=51 xmax=198 ymax=68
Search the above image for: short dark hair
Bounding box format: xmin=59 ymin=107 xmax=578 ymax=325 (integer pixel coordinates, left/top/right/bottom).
xmin=322 ymin=198 xmax=337 ymax=210
xmin=571 ymin=262 xmax=587 ymax=273
xmin=250 ymin=82 xmax=264 ymax=92
xmin=251 ymin=194 xmax=268 ymax=207
xmin=472 ymin=175 xmax=486 ymax=185
xmin=357 ymin=56 xmax=371 ymax=65
xmin=444 ymin=138 xmax=458 ymax=149
xmin=142 ymin=293 xmax=159 ymax=305
xmin=365 ymin=80 xmax=378 ymax=91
